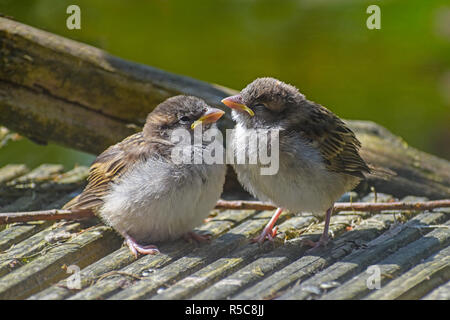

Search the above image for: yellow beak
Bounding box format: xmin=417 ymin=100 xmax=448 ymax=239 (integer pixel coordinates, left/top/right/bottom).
xmin=191 ymin=107 xmax=225 ymax=130
xmin=221 ymin=95 xmax=254 ymax=117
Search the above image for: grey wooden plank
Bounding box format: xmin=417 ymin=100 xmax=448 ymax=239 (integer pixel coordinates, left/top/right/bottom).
xmin=276 ymin=211 xmax=449 ymax=300
xmin=52 ymin=166 xmax=89 ymax=185
xmin=191 ymin=208 xmax=378 ymax=300
xmin=360 ymin=192 xmax=395 ymax=203
xmin=6 ymin=164 xmax=64 ymax=185
xmin=0 ymin=221 xmax=82 ymax=277
xmin=0 ymin=162 xmax=446 ymax=302
xmin=0 ymin=164 xmax=65 ymax=208
xmin=66 ymin=209 xmax=259 ymax=300
xmin=0 ymin=225 xmax=122 ymax=299
xmin=0 ymin=164 xmax=29 ymax=184
xmin=29 ymin=246 xmax=137 ymax=300
xmin=232 ymin=212 xmax=399 ymax=300
xmin=320 ymin=220 xmax=450 ymax=300
xmin=0 ymin=195 xmax=47 ymax=212
xmin=214 ymin=196 xmax=427 ymax=300
xmin=1 ymin=165 xmax=87 ymax=204
xmin=0 ymin=166 xmax=89 ymax=252
xmin=152 ymin=238 xmax=281 ymax=300
xmin=0 ymin=221 xmax=51 ymax=252
xmin=197 ymin=211 xmax=393 ymax=300
xmin=158 ymin=215 xmax=322 ymax=300
xmin=106 ymin=210 xmax=290 ymax=300
xmin=422 ymin=280 xmax=450 ymax=300
xmin=69 ymin=241 xmax=193 ymax=300
xmin=119 ymin=208 xmax=375 ymax=300
xmin=0 ymin=164 xmax=68 ymax=213
xmin=364 ymin=246 xmax=450 ymax=300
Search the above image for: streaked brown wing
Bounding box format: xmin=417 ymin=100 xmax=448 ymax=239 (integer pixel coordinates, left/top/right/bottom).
xmin=64 ymin=133 xmax=153 ymax=212
xmin=298 ymin=102 xmax=370 ymax=178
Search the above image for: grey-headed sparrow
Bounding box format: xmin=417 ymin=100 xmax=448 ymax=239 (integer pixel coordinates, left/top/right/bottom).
xmin=222 ymin=77 xmax=370 ymax=249
xmin=64 ymin=96 xmax=226 ymax=256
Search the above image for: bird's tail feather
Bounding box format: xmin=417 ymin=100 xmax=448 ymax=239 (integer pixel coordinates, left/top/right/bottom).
xmin=364 ymin=164 xmax=397 ymax=180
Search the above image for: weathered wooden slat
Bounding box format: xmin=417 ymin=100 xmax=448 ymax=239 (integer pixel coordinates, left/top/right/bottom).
xmin=177 ymin=208 xmax=382 ymax=300
xmin=106 ymin=210 xmax=293 ymax=300
xmin=232 ymin=212 xmax=399 ymax=300
xmin=193 ymin=256 xmax=287 ymax=300
xmin=0 ymin=164 xmax=64 ymax=203
xmin=0 ymin=219 xmax=54 ymax=253
xmin=351 ymin=121 xmax=450 ymax=199
xmin=0 ymin=166 xmax=89 ymax=251
xmin=192 ymin=195 xmax=425 ymax=300
xmin=195 ymin=209 xmax=383 ymax=300
xmin=55 ymin=166 xmax=88 ymax=183
xmin=113 ymin=207 xmax=383 ymax=300
xmin=0 ymin=164 xmax=86 ymax=200
xmin=0 ymin=195 xmax=82 ymax=253
xmin=0 ymin=126 xmax=13 ymax=148
xmin=276 ymin=211 xmax=449 ymax=300
xmin=65 ymin=209 xmax=258 ymax=300
xmin=0 ymin=164 xmax=29 ymax=184
xmin=422 ymin=280 xmax=450 ymax=300
xmin=6 ymin=164 xmax=63 ymax=185
xmin=0 ymin=162 xmax=448 ymax=300
xmin=2 ymin=190 xmax=90 ymax=262
xmin=152 ymin=240 xmax=280 ymax=300
xmin=1 ymin=195 xmax=45 ymax=213
xmin=28 ymin=246 xmax=136 ymax=300
xmin=69 ymin=242 xmax=193 ymax=300
xmin=0 ymin=221 xmax=51 ymax=253
xmin=0 ymin=225 xmax=122 ymax=299
xmin=364 ymin=246 xmax=450 ymax=300
xmin=158 ymin=215 xmax=319 ymax=300
xmin=0 ymin=221 xmax=82 ymax=277
xmin=1 ymin=164 xmax=61 ymax=199
xmin=320 ymin=220 xmax=450 ymax=300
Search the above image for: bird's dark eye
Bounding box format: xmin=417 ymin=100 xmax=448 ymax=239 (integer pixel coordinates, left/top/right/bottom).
xmin=179 ymin=116 xmax=190 ymax=123
xmin=253 ymin=103 xmax=266 ymax=109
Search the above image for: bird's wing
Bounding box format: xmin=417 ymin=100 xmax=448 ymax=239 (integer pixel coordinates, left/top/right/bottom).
xmin=296 ymin=102 xmax=370 ymax=178
xmin=63 ymin=133 xmax=155 ymax=212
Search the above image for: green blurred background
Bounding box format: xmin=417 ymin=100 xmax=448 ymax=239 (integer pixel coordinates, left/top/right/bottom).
xmin=0 ymin=0 xmax=449 ymax=170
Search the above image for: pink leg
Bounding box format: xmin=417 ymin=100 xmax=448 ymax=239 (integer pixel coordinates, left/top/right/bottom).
xmin=305 ymin=206 xmax=333 ymax=252
xmin=125 ymin=235 xmax=160 ymax=258
xmin=183 ymin=231 xmax=212 ymax=243
xmin=252 ymin=207 xmax=283 ymax=244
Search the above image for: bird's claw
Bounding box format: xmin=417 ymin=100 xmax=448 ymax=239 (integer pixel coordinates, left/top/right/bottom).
xmin=252 ymin=226 xmax=278 ymax=244
xmin=304 ymin=234 xmax=330 ymax=253
xmin=184 ymin=231 xmax=212 ymax=243
xmin=125 ymin=236 xmax=160 ymax=258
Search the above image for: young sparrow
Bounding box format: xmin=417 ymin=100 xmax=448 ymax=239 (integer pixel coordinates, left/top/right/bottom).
xmin=64 ymin=96 xmax=226 ymax=256
xmin=222 ymin=77 xmax=370 ymax=249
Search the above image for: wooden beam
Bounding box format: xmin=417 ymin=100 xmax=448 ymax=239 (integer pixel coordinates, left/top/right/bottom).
xmin=0 ymin=17 xmax=235 ymax=154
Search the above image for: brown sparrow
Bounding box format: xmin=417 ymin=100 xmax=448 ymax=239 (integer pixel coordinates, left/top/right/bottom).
xmin=64 ymin=96 xmax=226 ymax=256
xmin=222 ymin=77 xmax=370 ymax=249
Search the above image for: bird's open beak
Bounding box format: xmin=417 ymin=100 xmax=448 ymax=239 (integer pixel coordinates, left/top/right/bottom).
xmin=191 ymin=107 xmax=225 ymax=130
xmin=221 ymin=95 xmax=254 ymax=117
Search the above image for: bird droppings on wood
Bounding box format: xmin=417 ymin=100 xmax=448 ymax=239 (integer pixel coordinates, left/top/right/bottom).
xmin=0 ymin=163 xmax=449 ymax=300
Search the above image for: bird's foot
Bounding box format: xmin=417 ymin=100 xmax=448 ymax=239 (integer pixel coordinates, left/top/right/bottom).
xmin=252 ymin=226 xmax=278 ymax=244
xmin=303 ymin=234 xmax=330 ymax=253
xmin=251 ymin=207 xmax=283 ymax=244
xmin=125 ymin=236 xmax=160 ymax=258
xmin=183 ymin=231 xmax=212 ymax=243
